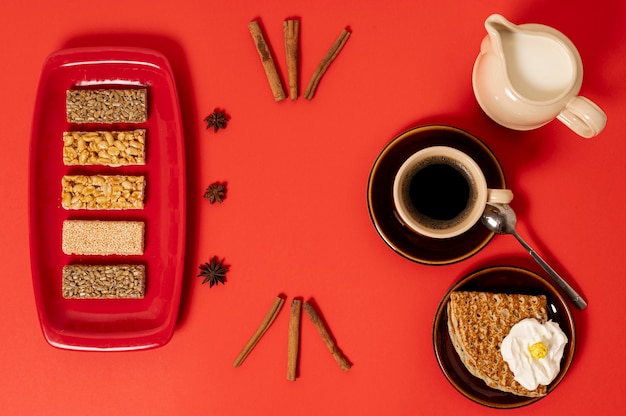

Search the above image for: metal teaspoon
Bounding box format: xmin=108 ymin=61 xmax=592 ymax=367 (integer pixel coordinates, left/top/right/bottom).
xmin=481 ymin=203 xmax=587 ymax=310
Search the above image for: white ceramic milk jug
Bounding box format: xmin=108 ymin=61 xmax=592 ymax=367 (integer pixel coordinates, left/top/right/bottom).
xmin=472 ymin=14 xmax=606 ymax=138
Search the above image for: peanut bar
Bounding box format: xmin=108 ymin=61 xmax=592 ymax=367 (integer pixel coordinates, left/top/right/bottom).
xmin=61 ymin=175 xmax=145 ymax=210
xmin=63 ymin=130 xmax=146 ymax=166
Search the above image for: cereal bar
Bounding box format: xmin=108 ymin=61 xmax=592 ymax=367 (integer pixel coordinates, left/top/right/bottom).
xmin=63 ymin=130 xmax=146 ymax=166
xmin=61 ymin=175 xmax=145 ymax=210
xmin=62 ymin=220 xmax=145 ymax=255
xmin=62 ymin=264 xmax=146 ymax=299
xmin=66 ymin=88 xmax=147 ymax=123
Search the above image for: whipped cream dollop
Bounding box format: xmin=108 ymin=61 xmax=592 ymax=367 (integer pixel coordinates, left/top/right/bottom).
xmin=500 ymin=318 xmax=568 ymax=390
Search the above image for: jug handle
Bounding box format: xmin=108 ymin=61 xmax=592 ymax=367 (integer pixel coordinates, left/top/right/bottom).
xmin=557 ymin=96 xmax=607 ymax=138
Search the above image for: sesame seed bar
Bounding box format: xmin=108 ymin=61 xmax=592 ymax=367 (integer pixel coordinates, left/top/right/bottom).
xmin=62 ymin=220 xmax=145 ymax=255
xmin=63 ymin=130 xmax=146 ymax=166
xmin=66 ymin=88 xmax=147 ymax=123
xmin=61 ymin=175 xmax=145 ymax=210
xmin=62 ymin=264 xmax=146 ymax=299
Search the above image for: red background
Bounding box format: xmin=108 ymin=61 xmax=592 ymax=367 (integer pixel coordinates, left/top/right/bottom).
xmin=1 ymin=0 xmax=625 ymax=415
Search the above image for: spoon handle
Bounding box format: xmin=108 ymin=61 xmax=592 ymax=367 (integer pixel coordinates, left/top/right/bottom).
xmin=512 ymin=232 xmax=588 ymax=310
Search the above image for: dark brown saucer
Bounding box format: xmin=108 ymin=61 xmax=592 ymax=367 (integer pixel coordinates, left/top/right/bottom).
xmin=432 ymin=266 xmax=576 ymax=409
xmin=367 ymin=125 xmax=507 ymax=265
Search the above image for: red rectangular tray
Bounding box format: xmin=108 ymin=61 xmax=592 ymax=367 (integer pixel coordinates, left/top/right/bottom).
xmin=29 ymin=47 xmax=186 ymax=351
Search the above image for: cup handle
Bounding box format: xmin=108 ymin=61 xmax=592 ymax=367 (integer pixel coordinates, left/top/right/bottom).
xmin=486 ymin=188 xmax=513 ymax=204
xmin=557 ymin=96 xmax=607 ymax=138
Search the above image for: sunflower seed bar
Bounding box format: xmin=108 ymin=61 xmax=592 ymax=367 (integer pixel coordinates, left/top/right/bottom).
xmin=62 ymin=175 xmax=145 ymax=210
xmin=62 ymin=264 xmax=146 ymax=299
xmin=62 ymin=220 xmax=145 ymax=255
xmin=66 ymin=88 xmax=147 ymax=123
xmin=63 ymin=130 xmax=146 ymax=166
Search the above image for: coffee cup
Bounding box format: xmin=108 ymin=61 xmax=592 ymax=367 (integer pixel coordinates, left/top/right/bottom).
xmin=392 ymin=146 xmax=513 ymax=239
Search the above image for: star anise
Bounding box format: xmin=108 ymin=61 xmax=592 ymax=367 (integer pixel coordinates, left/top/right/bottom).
xmin=203 ymin=182 xmax=226 ymax=203
xmin=204 ymin=109 xmax=229 ymax=132
xmin=198 ymin=256 xmax=229 ymax=287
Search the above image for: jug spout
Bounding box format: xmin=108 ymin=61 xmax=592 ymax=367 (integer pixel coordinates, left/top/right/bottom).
xmin=480 ymin=14 xmax=517 ymax=54
xmin=483 ymin=14 xmax=518 ymax=51
xmin=485 ymin=14 xmax=518 ymax=37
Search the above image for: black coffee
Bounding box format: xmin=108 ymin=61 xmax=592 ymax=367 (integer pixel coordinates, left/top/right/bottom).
xmin=403 ymin=157 xmax=476 ymax=230
xmin=409 ymin=163 xmax=470 ymax=220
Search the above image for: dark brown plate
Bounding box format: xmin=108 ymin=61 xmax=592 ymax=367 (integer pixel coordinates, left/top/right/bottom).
xmin=432 ymin=266 xmax=576 ymax=408
xmin=367 ymin=125 xmax=508 ymax=265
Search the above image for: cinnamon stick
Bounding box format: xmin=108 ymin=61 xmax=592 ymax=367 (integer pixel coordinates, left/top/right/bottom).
xmin=283 ymin=19 xmax=300 ymax=100
xmin=248 ymin=20 xmax=287 ymax=102
xmin=303 ymin=300 xmax=352 ymax=371
xmin=303 ymin=28 xmax=351 ymax=100
xmin=233 ymin=296 xmax=285 ymax=367
xmin=286 ymin=298 xmax=302 ymax=381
